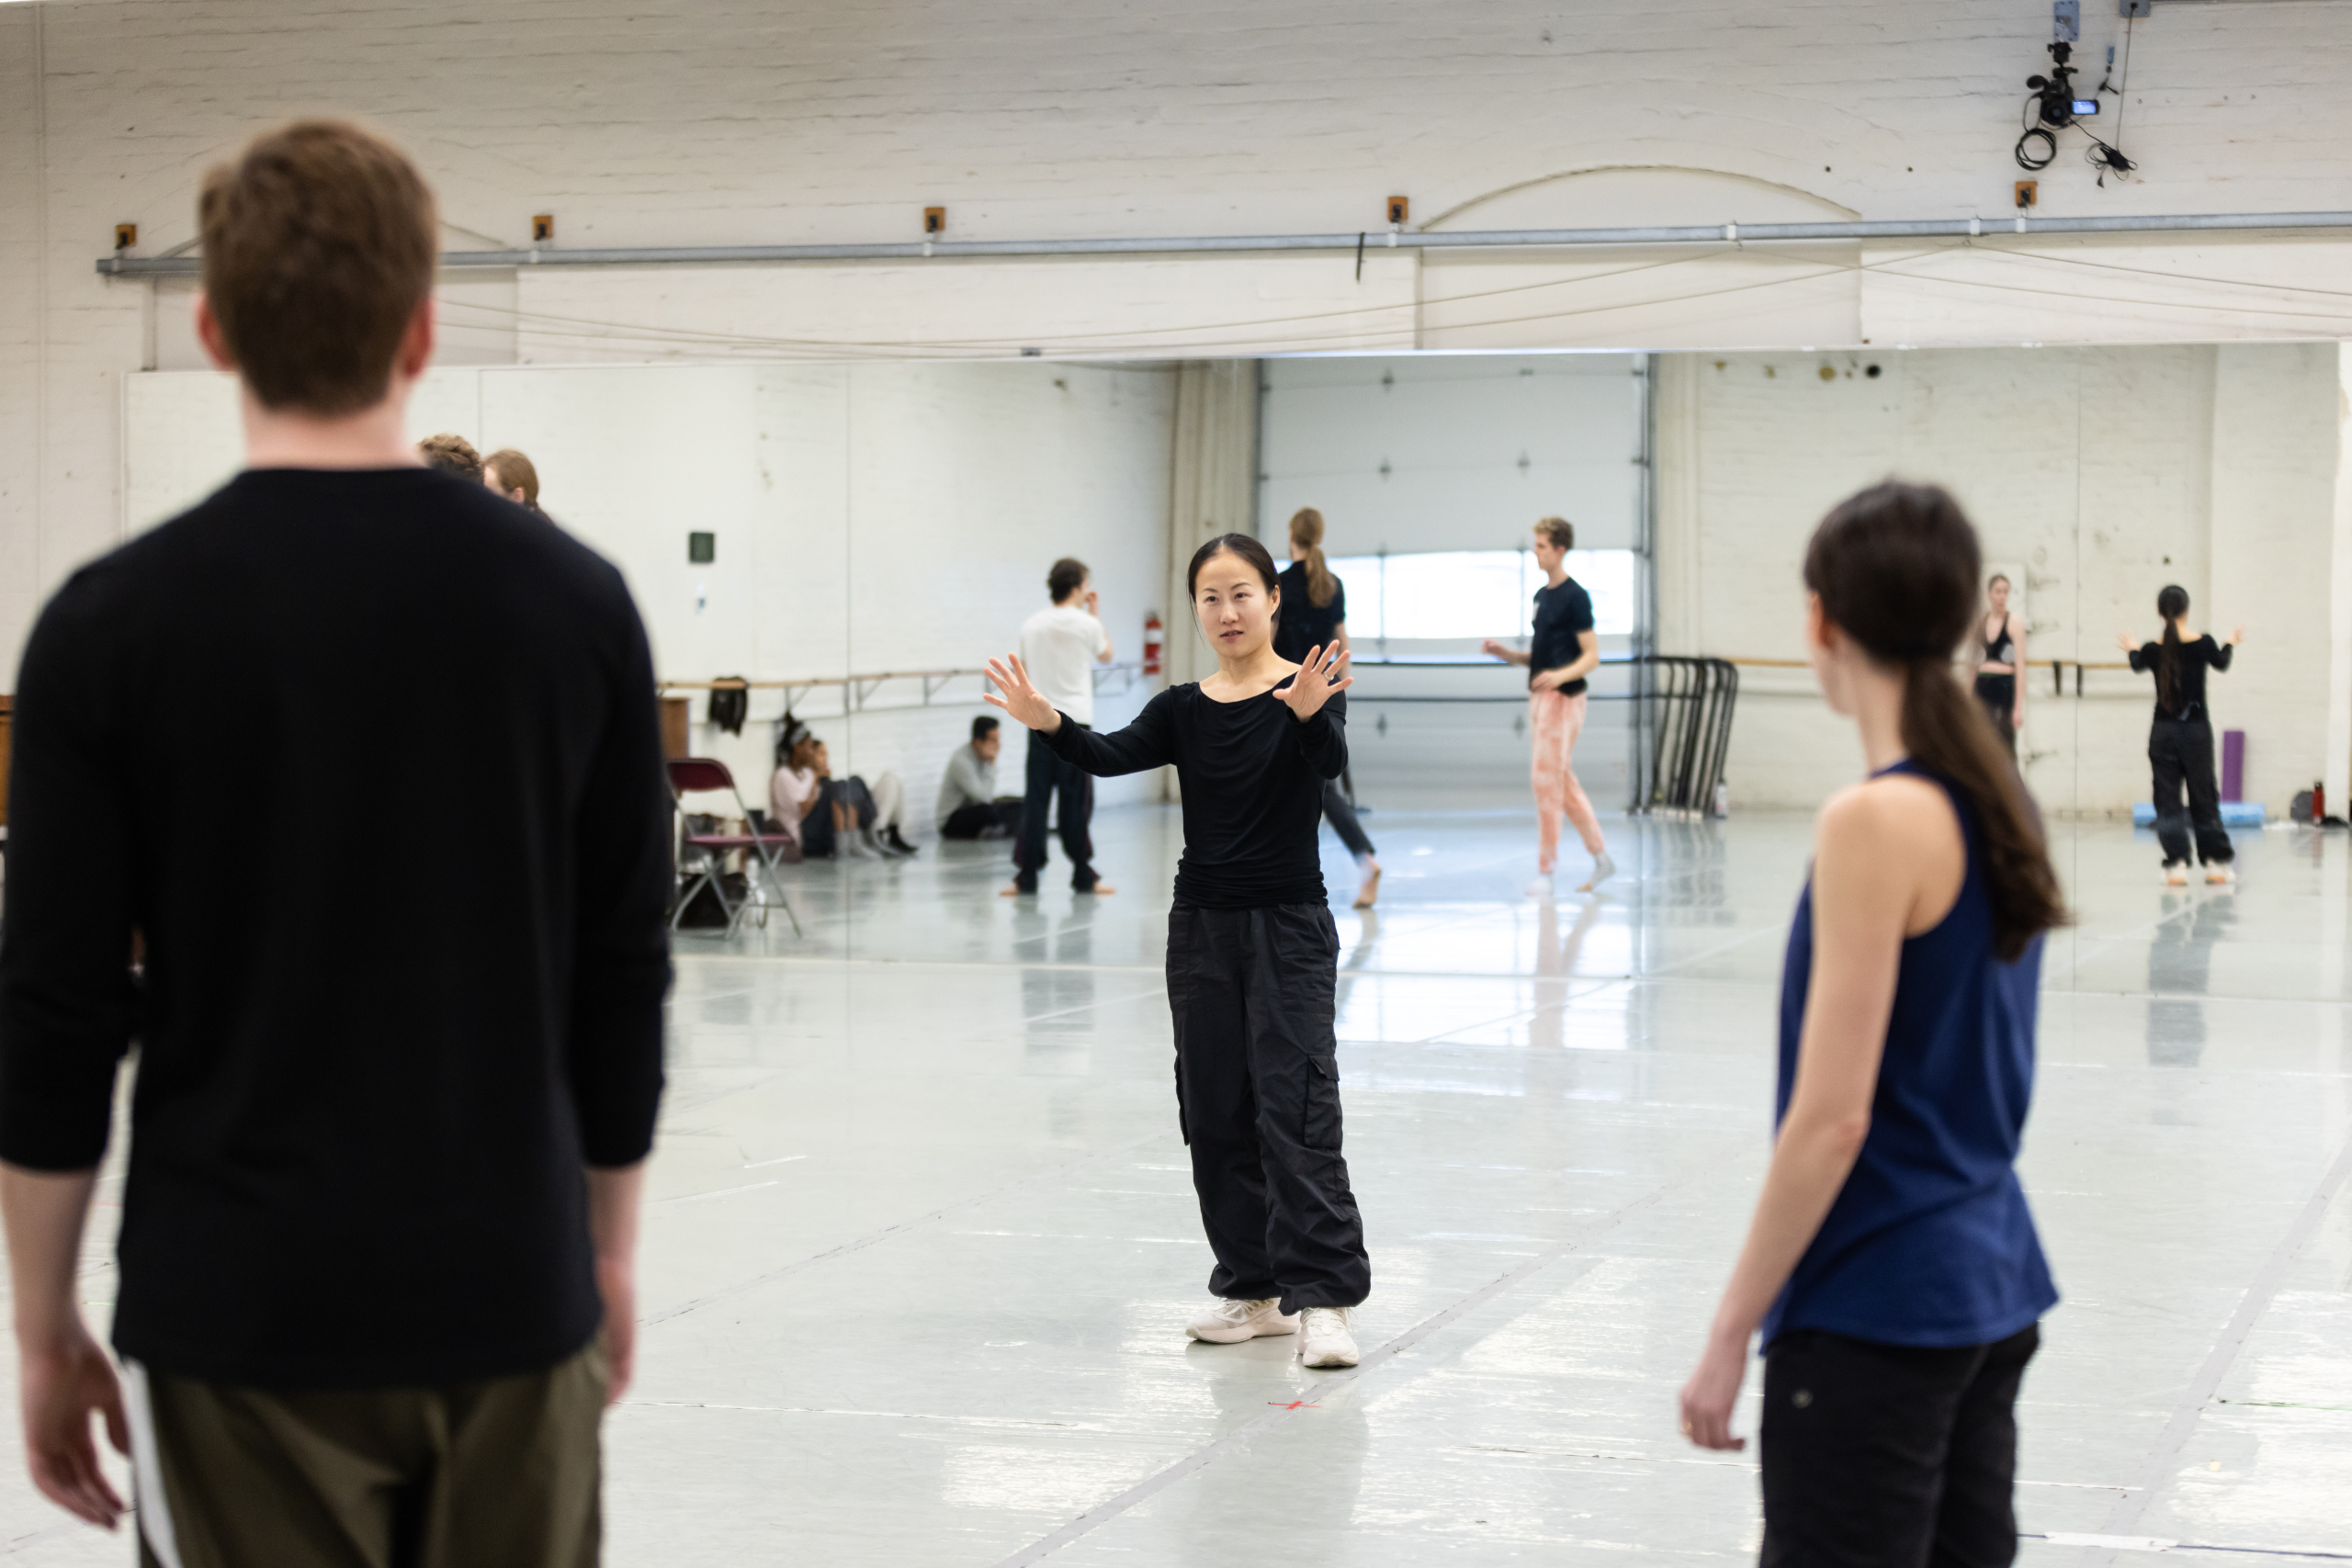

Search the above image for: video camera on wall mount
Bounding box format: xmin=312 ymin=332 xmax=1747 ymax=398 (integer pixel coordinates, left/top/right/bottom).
xmin=2017 ymin=2 xmax=2135 ymax=181
xmin=2026 ymin=41 xmax=2096 ymax=138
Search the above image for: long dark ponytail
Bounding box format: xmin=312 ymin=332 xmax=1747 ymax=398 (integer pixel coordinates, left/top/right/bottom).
xmin=1804 ymin=482 xmax=2067 ymax=961
xmin=2154 ymin=584 xmax=2189 ymax=716
xmin=1287 ymin=507 xmax=1340 ymax=608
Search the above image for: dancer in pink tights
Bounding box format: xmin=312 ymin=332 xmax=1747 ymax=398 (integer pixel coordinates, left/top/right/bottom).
xmin=1484 ymin=517 xmax=1615 ymax=895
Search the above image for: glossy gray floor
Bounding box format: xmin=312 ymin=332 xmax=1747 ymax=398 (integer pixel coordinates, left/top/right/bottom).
xmin=6 ymin=807 xmax=2349 ymax=1565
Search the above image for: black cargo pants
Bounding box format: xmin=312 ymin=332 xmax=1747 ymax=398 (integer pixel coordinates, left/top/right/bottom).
xmin=1166 ymin=901 xmax=1371 ymax=1314
xmin=2149 ymin=716 xmax=2233 ymax=866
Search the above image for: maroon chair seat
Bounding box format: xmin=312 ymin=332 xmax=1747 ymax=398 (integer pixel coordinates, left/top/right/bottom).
xmin=668 ymin=757 xmax=803 ymax=937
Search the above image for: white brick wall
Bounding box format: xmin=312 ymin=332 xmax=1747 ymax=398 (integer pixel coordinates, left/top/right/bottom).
xmin=1657 ymin=343 xmax=2342 ymax=819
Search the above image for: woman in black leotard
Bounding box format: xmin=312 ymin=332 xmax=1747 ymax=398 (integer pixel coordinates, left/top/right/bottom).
xmin=1277 ymin=507 xmax=1382 ymax=909
xmin=985 ymin=533 xmax=1373 ymax=1372
xmin=2117 ymin=585 xmax=2245 ymax=886
xmin=1970 ymin=574 xmax=2025 ymax=756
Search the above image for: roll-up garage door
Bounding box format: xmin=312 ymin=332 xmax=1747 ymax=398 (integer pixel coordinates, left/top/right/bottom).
xmin=1255 ymin=354 xmax=1649 ymax=809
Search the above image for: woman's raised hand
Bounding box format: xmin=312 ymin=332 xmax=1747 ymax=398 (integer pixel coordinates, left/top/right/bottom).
xmin=2114 ymin=630 xmax=2135 ymax=653
xmin=983 ymin=653 xmax=1064 ymax=733
xmin=1278 ymin=644 xmax=1352 ymax=724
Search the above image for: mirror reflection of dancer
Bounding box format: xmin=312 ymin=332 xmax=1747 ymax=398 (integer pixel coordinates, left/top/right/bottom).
xmin=1483 ymin=516 xmax=1612 ymax=895
xmin=985 ymin=534 xmax=1373 ymax=1370
xmin=2117 ymin=586 xmax=2244 ymax=887
xmin=1969 ymin=574 xmax=2026 ymax=756
xmin=1277 ymin=508 xmax=1382 ymax=909
xmin=1679 ymin=483 xmax=2065 ymax=1562
xmin=1007 ymin=558 xmax=1114 ymax=897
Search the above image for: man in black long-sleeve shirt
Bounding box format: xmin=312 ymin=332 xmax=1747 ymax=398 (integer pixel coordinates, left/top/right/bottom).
xmin=0 ymin=121 xmax=671 ymax=1565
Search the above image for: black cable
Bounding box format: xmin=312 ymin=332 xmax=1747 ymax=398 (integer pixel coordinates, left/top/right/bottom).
xmin=2084 ymin=134 xmax=2135 ymax=185
xmin=2017 ymin=127 xmax=2057 ymax=171
xmin=2116 ymin=12 xmax=2134 ymax=148
xmin=2089 ymin=10 xmax=2138 ymax=184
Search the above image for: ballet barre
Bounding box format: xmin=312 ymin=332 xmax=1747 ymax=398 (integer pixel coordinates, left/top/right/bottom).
xmin=2047 ymin=659 xmax=2132 ymax=696
xmin=657 ymin=662 xmax=1148 ymax=716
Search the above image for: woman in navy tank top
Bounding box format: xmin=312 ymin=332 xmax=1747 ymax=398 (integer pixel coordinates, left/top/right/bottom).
xmin=1678 ymin=482 xmax=2068 ymax=1566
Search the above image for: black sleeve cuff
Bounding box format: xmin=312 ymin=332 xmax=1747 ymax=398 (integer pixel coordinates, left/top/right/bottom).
xmin=0 ymin=1043 xmax=123 ymax=1170
xmin=1040 ymin=714 xmax=1084 ymax=760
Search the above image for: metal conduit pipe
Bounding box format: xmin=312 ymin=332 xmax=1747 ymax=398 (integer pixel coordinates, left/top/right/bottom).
xmin=92 ymin=209 xmax=2352 ymax=277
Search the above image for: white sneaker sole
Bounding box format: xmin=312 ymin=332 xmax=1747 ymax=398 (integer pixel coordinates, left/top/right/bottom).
xmin=1300 ymin=1341 xmax=1360 ymax=1369
xmin=1186 ymin=1314 xmax=1298 ymax=1345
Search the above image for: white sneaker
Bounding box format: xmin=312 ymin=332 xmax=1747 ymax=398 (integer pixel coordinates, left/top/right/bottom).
xmin=1525 ymin=872 xmax=1555 ymax=899
xmin=1297 ymin=1306 xmax=1360 ymax=1369
xmin=1577 ymin=850 xmax=1616 ymax=893
xmin=2164 ymin=863 xmax=2189 ymax=886
xmin=2205 ymin=863 xmax=2236 ymax=886
xmin=1185 ymin=1297 xmax=1297 ymax=1345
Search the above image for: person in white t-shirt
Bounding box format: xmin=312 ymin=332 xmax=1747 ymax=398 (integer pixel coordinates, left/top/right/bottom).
xmin=1007 ymin=558 xmax=1114 ymax=895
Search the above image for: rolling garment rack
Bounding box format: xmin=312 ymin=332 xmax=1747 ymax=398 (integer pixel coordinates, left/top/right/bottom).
xmin=1626 ymin=656 xmax=1740 ymax=817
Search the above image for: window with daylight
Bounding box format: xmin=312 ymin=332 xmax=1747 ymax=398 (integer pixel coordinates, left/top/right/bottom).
xmin=1287 ymin=550 xmax=1639 ymax=643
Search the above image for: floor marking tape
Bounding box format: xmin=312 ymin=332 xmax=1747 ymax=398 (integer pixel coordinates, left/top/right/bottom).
xmin=988 ymin=1148 xmax=1736 ymax=1568
xmin=2032 ymin=1533 xmax=2352 ymax=1562
xmin=2040 ymin=898 xmax=2211 ymax=985
xmin=2048 ymin=1536 xmax=2180 ymax=1552
xmin=1016 ymin=985 xmax=1168 ymax=1026
xmin=650 ymin=1179 xmax=781 ymax=1207
xmin=640 ymin=1128 xmax=1173 ymax=1326
xmin=2083 ymin=1125 xmax=2352 ymax=1562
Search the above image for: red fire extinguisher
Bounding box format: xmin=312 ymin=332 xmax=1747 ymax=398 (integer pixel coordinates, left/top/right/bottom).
xmin=1143 ymin=612 xmax=1163 ymax=676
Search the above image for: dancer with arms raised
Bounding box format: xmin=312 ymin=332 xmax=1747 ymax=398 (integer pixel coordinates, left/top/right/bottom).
xmin=986 ymin=535 xmax=1373 ymax=1368
xmin=2118 ymin=587 xmax=2243 ymax=887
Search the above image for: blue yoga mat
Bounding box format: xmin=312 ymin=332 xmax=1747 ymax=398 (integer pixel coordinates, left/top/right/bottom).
xmin=2132 ymin=801 xmax=2266 ymax=828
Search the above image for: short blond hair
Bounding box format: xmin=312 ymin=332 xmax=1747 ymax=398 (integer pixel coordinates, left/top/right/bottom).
xmin=1534 ymin=516 xmax=1575 ymax=551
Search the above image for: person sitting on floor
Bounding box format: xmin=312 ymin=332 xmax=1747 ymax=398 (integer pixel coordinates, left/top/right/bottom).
xmin=770 ymin=724 xmax=916 ymax=860
xmin=937 ymin=716 xmax=1023 ymax=841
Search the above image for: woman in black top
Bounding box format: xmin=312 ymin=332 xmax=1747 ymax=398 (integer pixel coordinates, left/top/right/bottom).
xmin=1971 ymin=573 xmax=2026 ymax=757
xmin=1276 ymin=508 xmax=1382 ymax=908
xmin=2117 ymin=585 xmax=2244 ymax=886
xmin=987 ymin=533 xmax=1372 ymax=1370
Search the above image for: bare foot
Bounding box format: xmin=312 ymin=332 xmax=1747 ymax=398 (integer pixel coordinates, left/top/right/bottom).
xmin=1352 ymin=862 xmax=1381 ymax=909
xmin=1078 ymin=883 xmax=1117 ymax=896
xmin=1001 ymin=884 xmax=1036 ymax=897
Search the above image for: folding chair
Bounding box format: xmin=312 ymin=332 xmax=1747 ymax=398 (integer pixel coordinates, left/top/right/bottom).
xmin=667 ymin=758 xmax=803 ymax=937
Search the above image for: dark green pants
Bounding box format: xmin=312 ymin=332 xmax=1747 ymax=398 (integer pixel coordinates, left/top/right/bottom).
xmin=130 ymin=1342 xmax=606 ymax=1568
